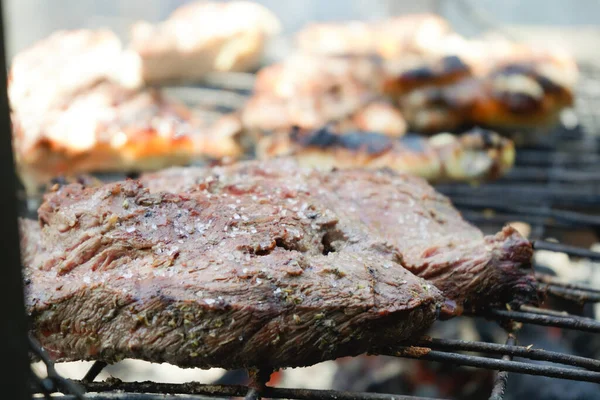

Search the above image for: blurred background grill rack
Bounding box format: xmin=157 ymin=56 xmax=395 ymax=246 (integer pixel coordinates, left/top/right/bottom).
xmin=3 ymin=1 xmax=600 ymax=400
xmin=25 ymin=65 xmax=600 ymax=399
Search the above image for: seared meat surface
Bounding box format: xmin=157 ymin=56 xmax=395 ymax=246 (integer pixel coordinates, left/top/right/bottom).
xmin=21 ymin=159 xmax=535 ymax=369
xmin=141 ymin=159 xmax=536 ymax=309
xmin=22 ymin=175 xmax=442 ymax=369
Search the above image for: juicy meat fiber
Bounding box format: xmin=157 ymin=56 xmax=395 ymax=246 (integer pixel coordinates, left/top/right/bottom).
xmin=22 ymin=178 xmax=442 ymax=369
xmin=21 ymin=159 xmax=535 ymax=369
xmin=141 ymin=159 xmax=536 ymax=309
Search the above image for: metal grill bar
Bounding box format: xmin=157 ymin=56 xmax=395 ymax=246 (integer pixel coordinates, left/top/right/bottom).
xmin=202 ymin=71 xmax=256 ymax=92
xmin=163 ymin=87 xmax=248 ymax=109
xmin=536 ymin=274 xmax=600 ymax=293
xmin=514 ymin=150 xmax=600 ymax=167
xmin=436 ymin=184 xmax=600 ymax=208
xmin=80 ymin=381 xmax=445 ymax=400
xmin=53 ymin=396 xmax=215 ymax=400
xmin=395 ymin=348 xmax=600 ymax=383
xmin=519 ymin=305 xmax=574 ymax=317
xmin=459 ymin=211 xmax=578 ymax=229
xmin=540 ymin=284 xmax=600 ymax=303
xmin=483 ymin=309 xmax=600 ymax=332
xmin=450 ymin=197 xmax=600 ymax=228
xmin=0 ymin=0 xmax=33 ymax=397
xmin=413 ymin=337 xmax=600 ymax=371
xmin=29 ymin=336 xmax=86 ymax=399
xmin=502 ymin=167 xmax=600 ymax=183
xmin=83 ymin=362 xmax=108 ymax=383
xmin=532 ymin=241 xmax=600 ymax=261
xmin=488 ymin=335 xmax=515 ymax=400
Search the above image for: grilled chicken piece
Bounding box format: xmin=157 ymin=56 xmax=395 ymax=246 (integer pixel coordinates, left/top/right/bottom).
xmin=293 ymin=16 xmax=576 ymax=133
xmin=8 ymin=29 xmax=122 ymax=116
xmin=243 ymin=53 xmax=404 ymax=136
xmin=399 ymin=78 xmax=481 ymax=133
xmin=296 ymin=14 xmax=452 ymax=58
xmin=243 ymin=53 xmax=382 ymax=132
xmin=241 ymin=96 xmax=405 ymax=137
xmin=471 ymin=55 xmax=577 ymax=129
xmin=256 ymin=127 xmax=514 ymax=183
xmin=382 ymin=55 xmax=473 ymax=96
xmin=13 ymin=82 xmax=242 ymax=195
xmin=399 ymin=55 xmax=576 ymax=132
xmin=117 ymin=1 xmax=280 ymax=88
xmin=253 ymin=53 xmax=382 ymax=96
xmin=382 ymin=37 xmax=577 ymax=131
xmin=344 ymin=102 xmax=407 ymax=137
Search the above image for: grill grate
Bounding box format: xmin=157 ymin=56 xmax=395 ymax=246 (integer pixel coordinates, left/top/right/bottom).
xmin=7 ymin=9 xmax=600 ymax=400
xmin=22 ymin=77 xmax=600 ymax=400
xmin=437 ymin=63 xmax=600 ymax=238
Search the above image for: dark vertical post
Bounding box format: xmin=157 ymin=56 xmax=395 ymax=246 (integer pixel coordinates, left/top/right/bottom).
xmin=0 ymin=0 xmax=31 ymax=399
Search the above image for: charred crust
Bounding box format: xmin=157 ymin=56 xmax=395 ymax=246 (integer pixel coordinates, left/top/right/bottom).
xmin=494 ymin=63 xmax=565 ymax=95
xmin=441 ymin=55 xmax=470 ymax=75
xmin=292 ymin=127 xmax=394 ymax=156
xmin=337 ymin=132 xmax=393 ymax=154
xmin=398 ymin=133 xmax=427 ymax=152
xmin=300 ymin=126 xmax=338 ymax=148
xmin=466 ymin=127 xmax=498 ymax=148
xmin=479 ymin=128 xmax=496 ymax=148
xmin=493 ymin=92 xmax=542 ymax=114
xmin=535 ymin=74 xmax=563 ymax=94
xmin=398 ymin=56 xmax=469 ymax=83
xmin=494 ymin=63 xmax=533 ymax=77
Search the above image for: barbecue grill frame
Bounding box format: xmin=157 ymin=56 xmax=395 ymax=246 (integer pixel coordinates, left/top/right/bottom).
xmin=5 ymin=3 xmax=600 ymax=400
xmin=0 ymin=1 xmax=33 ymax=398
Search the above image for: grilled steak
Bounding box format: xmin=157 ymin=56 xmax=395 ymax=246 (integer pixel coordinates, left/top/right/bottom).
xmin=140 ymin=159 xmax=536 ymax=309
xmin=22 ymin=177 xmax=443 ymax=369
xmin=22 ymin=159 xmax=535 ymax=369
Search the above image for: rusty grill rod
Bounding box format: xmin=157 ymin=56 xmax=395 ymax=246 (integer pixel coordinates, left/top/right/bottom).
xmin=79 ymin=381 xmax=445 ymax=400
xmin=488 ymin=335 xmax=515 ymax=400
xmin=515 ymin=150 xmax=600 ymax=167
xmin=450 ymin=197 xmax=600 ymax=228
xmin=394 ymin=348 xmax=600 ymax=383
xmin=436 ymin=184 xmax=600 ymax=208
xmin=536 ymin=274 xmax=600 ymax=292
xmin=29 ymin=335 xmax=86 ymax=400
xmin=459 ymin=211 xmax=577 ymax=229
xmin=412 ymin=337 xmax=600 ymax=371
xmin=539 ymin=284 xmax=600 ymax=303
xmin=502 ymin=166 xmax=600 ymax=183
xmin=532 ymin=241 xmax=600 ymax=261
xmin=82 ymin=361 xmax=108 ymax=383
xmin=483 ymin=309 xmax=600 ymax=332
